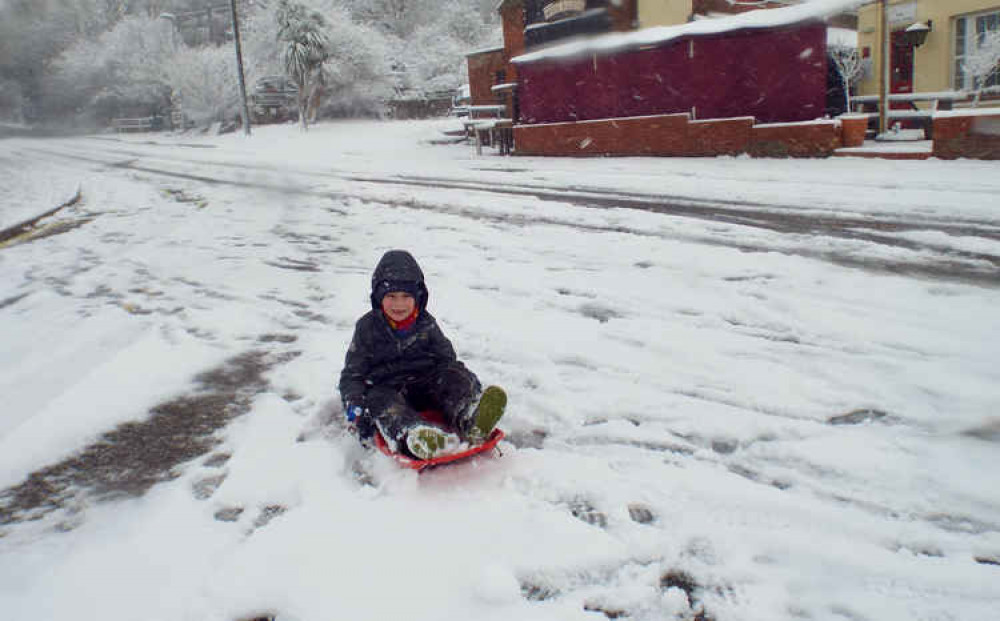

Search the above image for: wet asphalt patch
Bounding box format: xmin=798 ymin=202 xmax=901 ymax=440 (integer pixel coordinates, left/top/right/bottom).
xmin=0 ymin=348 xmax=299 ymax=528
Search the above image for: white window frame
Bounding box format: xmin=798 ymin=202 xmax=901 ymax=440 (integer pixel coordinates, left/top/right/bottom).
xmin=953 ymin=9 xmax=1000 ymax=91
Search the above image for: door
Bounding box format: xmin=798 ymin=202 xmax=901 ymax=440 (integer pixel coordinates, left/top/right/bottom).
xmin=890 ymin=30 xmax=914 ymax=95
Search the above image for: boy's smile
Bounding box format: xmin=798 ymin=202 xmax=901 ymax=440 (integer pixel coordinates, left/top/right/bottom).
xmin=382 ymin=291 xmax=416 ymax=322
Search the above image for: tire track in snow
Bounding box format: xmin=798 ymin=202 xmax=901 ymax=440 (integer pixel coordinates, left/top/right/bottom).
xmin=19 ymin=144 xmax=1000 ymax=287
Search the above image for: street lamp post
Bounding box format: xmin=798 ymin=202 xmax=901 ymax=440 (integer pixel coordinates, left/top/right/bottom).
xmin=229 ymin=0 xmax=252 ymax=137
xmin=878 ymin=0 xmax=889 ymax=136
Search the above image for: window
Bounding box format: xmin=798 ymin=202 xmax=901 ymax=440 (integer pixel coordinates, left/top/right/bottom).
xmin=954 ymin=10 xmax=1000 ymax=91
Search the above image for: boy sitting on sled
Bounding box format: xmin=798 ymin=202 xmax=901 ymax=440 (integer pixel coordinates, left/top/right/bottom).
xmin=339 ymin=249 xmax=506 ymax=460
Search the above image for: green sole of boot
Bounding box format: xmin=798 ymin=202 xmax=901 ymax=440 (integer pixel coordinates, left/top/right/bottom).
xmin=407 ymin=427 xmax=455 ymax=460
xmin=471 ymin=386 xmax=507 ymax=442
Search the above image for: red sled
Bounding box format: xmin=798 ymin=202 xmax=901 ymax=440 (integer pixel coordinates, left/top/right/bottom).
xmin=372 ymin=410 xmax=505 ymax=471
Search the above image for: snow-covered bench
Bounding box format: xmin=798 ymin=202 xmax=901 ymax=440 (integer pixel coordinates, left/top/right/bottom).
xmin=112 ymin=117 xmax=155 ymax=133
xmin=464 ymin=119 xmax=513 ymax=155
xmin=467 ymin=104 xmax=506 ymax=119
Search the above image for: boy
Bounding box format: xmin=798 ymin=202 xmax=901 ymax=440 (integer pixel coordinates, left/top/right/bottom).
xmin=339 ymin=250 xmax=506 ymax=460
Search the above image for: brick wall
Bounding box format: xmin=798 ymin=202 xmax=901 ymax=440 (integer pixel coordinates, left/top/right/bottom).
xmin=513 ymin=114 xmax=846 ymax=158
xmin=749 ymin=121 xmax=840 ymax=158
xmin=514 ymin=114 xmax=691 ymax=156
xmin=932 ymin=113 xmax=1000 ymax=160
xmin=467 ymin=49 xmax=507 ymax=106
xmin=499 ymin=0 xmax=526 ymax=82
xmin=608 ymin=0 xmax=638 ymax=31
xmin=688 ymin=117 xmax=754 ymax=156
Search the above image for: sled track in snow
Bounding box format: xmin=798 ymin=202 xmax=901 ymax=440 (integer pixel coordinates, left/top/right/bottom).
xmin=21 ymin=144 xmax=1000 ymax=287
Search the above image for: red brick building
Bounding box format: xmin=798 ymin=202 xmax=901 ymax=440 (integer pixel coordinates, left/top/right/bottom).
xmin=468 ymin=1 xmax=638 ymax=115
xmin=466 ymin=47 xmax=507 ymax=108
xmin=466 ymin=1 xmax=872 ymax=157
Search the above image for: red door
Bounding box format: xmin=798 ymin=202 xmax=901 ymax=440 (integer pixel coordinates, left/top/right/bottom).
xmin=888 ymin=31 xmax=917 ymax=128
xmin=891 ymin=31 xmax=914 ymax=95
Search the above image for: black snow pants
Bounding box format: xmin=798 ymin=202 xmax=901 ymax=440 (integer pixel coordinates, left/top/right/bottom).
xmin=361 ymin=361 xmax=481 ymax=448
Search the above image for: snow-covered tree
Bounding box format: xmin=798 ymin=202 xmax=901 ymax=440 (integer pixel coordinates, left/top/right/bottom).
xmin=2 ymin=0 xmax=500 ymax=125
xmin=242 ymin=0 xmax=394 ymax=121
xmin=964 ymin=29 xmax=1000 ymax=107
xmin=165 ymin=45 xmax=240 ymax=125
xmin=828 ymin=43 xmax=863 ymax=112
xmin=378 ymin=0 xmax=499 ymax=100
xmin=1 ymin=0 xmax=181 ymax=123
xmin=341 ymin=0 xmax=431 ymax=38
xmin=43 ymin=14 xmax=177 ymax=124
xmin=276 ymin=0 xmax=331 ymax=129
xmin=318 ymin=7 xmax=394 ymax=117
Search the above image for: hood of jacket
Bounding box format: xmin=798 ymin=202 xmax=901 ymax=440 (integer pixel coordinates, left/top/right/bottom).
xmin=370 ymin=250 xmax=430 ymax=312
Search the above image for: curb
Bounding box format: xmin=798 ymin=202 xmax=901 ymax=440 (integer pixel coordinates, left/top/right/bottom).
xmin=0 ymin=187 xmax=83 ymax=245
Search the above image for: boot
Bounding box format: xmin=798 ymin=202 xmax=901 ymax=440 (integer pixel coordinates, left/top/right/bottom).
xmin=464 ymin=385 xmax=507 ymax=444
xmin=405 ymin=425 xmax=460 ymax=460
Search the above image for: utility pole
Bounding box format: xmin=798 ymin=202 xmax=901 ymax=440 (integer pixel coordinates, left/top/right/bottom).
xmin=878 ymin=0 xmax=889 ymax=136
xmin=229 ymin=0 xmax=252 ymax=136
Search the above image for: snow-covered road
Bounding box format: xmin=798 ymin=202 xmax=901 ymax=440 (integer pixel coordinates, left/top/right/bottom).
xmin=1 ymin=120 xmax=998 ymax=621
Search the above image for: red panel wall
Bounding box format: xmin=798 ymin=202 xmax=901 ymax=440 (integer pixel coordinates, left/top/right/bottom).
xmin=517 ymin=23 xmax=828 ymax=125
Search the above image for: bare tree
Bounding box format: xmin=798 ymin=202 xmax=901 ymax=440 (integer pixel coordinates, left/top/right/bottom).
xmin=829 ymin=43 xmax=863 ymax=113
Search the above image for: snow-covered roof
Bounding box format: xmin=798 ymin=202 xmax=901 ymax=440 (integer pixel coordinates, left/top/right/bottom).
xmin=513 ymin=0 xmax=867 ymax=65
xmin=466 ymin=45 xmax=504 ymax=58
xmin=525 ymin=8 xmax=607 ymax=32
xmin=827 ymin=26 xmax=857 ymax=48
xmin=494 ymin=0 xmax=522 ymax=12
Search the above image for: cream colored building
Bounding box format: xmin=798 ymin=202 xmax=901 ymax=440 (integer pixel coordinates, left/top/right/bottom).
xmin=857 ymin=1 xmax=1000 ymax=99
xmin=637 ymin=0 xmax=691 ymax=27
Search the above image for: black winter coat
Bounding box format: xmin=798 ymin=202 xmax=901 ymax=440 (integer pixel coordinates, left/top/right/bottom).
xmin=338 ymin=309 xmax=458 ymax=406
xmin=339 ymin=250 xmax=459 ymax=407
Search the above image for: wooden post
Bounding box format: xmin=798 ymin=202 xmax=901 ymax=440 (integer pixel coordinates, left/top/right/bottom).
xmin=878 ymin=0 xmax=889 ymax=136
xmin=206 ymin=4 xmax=215 ymax=45
xmin=229 ymin=0 xmax=252 ymax=137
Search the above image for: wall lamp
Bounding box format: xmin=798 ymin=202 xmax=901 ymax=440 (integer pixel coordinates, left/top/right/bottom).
xmin=903 ymin=20 xmax=932 ymax=47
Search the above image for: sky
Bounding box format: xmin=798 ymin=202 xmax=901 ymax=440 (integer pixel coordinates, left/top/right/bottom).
xmin=1 ymin=118 xmax=999 ymax=621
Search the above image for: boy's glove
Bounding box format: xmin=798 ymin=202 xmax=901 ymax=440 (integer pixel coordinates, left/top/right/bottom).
xmin=345 ymin=403 xmax=364 ymax=423
xmin=345 ymin=403 xmax=375 ymax=445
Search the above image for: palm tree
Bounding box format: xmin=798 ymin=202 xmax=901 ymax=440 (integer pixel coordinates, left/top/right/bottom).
xmin=276 ymin=0 xmax=330 ymax=129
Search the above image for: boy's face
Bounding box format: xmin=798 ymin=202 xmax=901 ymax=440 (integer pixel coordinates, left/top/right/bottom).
xmin=381 ymin=291 xmax=416 ymax=322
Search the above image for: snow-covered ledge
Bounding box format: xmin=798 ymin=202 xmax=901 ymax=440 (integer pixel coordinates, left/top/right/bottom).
xmin=543 ymin=0 xmax=585 ymax=21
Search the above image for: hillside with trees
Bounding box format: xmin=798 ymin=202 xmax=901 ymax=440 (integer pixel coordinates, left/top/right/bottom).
xmin=0 ymin=0 xmax=500 ymax=128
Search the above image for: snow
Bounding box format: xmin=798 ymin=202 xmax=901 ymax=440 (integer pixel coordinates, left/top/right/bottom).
xmin=934 ymin=106 xmax=1000 ymax=118
xmin=1 ymin=118 xmax=1000 ymax=621
xmin=690 ymin=116 xmax=756 ymax=125
xmin=836 ymin=139 xmax=932 ymax=154
xmin=754 ymin=118 xmax=835 ymax=128
xmin=465 ymin=44 xmax=504 ymax=57
xmin=513 ymin=0 xmax=868 ymax=64
xmin=853 ymin=91 xmax=968 ymax=103
xmin=827 ymin=26 xmax=856 ymax=48
xmin=0 ymin=164 xmax=79 ymax=231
